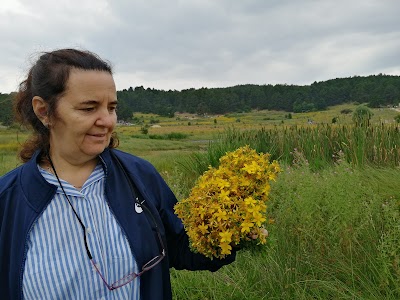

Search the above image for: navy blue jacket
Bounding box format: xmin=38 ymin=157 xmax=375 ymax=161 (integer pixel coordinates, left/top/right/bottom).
xmin=0 ymin=148 xmax=235 ymax=299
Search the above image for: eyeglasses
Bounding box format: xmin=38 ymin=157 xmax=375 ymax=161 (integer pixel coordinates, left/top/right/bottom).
xmin=91 ymin=239 xmax=165 ymax=290
xmin=47 ymin=154 xmax=166 ymax=290
xmin=88 ymin=204 xmax=166 ymax=290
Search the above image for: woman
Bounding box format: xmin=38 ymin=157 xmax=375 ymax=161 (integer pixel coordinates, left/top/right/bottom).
xmin=0 ymin=49 xmax=235 ymax=300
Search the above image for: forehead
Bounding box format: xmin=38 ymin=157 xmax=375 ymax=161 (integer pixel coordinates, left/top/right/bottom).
xmin=63 ymin=69 xmax=116 ymax=101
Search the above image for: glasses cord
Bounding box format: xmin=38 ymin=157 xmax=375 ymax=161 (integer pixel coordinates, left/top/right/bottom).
xmin=47 ymin=154 xmax=93 ymax=259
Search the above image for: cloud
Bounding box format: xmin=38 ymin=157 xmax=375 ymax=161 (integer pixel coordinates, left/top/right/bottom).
xmin=0 ymin=0 xmax=399 ymax=93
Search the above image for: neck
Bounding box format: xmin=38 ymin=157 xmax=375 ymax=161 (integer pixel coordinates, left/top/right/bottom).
xmin=45 ymin=151 xmax=98 ymax=189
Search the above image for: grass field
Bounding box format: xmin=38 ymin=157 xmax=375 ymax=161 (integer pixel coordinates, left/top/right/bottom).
xmin=1 ymin=103 xmax=399 ymax=171
xmin=1 ymin=104 xmax=400 ymax=299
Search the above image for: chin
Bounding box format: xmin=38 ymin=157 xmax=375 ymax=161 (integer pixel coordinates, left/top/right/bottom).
xmin=85 ymin=145 xmax=108 ymax=157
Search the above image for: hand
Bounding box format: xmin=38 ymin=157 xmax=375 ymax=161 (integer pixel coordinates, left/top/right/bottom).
xmin=248 ymin=227 xmax=269 ymax=240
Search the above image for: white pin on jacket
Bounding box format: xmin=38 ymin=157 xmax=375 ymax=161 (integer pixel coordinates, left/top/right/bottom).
xmin=135 ymin=202 xmax=143 ymax=214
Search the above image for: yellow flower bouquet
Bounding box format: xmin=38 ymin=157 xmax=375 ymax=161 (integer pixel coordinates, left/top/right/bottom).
xmin=174 ymin=145 xmax=281 ymax=259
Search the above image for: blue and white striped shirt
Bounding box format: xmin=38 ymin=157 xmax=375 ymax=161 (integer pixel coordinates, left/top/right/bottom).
xmin=23 ymin=163 xmax=140 ymax=300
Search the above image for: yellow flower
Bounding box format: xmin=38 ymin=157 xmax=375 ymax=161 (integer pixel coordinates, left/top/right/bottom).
xmin=215 ymin=209 xmax=228 ymax=222
xmin=219 ymin=230 xmax=232 ymax=243
xmin=262 ymin=184 xmax=271 ymax=195
xmin=253 ymin=212 xmax=266 ymax=226
xmin=219 ymin=242 xmax=232 ymax=255
xmin=271 ymin=161 xmax=281 ymax=172
xmin=240 ymin=176 xmax=251 ymax=186
xmin=197 ymin=207 xmax=207 ymax=219
xmin=244 ymin=197 xmax=257 ymax=206
xmin=174 ymin=145 xmax=281 ymax=259
xmin=268 ymin=172 xmax=277 ymax=181
xmin=219 ymin=189 xmax=230 ymax=201
xmin=198 ymin=222 xmax=208 ymax=234
xmin=242 ymin=161 xmax=259 ymax=174
xmin=240 ymin=221 xmax=254 ymax=233
xmin=215 ymin=178 xmax=230 ymax=189
xmin=198 ymin=180 xmax=209 ymax=189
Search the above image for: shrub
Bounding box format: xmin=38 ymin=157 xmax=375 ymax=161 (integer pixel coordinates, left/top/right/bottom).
xmin=340 ymin=108 xmax=353 ymax=114
xmin=352 ymin=105 xmax=373 ymax=127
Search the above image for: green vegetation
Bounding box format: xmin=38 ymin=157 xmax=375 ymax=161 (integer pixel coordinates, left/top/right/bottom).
xmin=0 ymin=128 xmax=28 ymax=174
xmin=352 ymin=105 xmax=373 ymax=127
xmin=1 ymin=105 xmax=399 ymax=299
xmin=0 ymin=93 xmax=13 ymax=127
xmin=116 ymin=75 xmax=400 ymax=118
xmin=2 ymin=75 xmax=400 ymax=126
xmin=148 ymin=132 xmax=189 ymax=140
xmin=170 ymin=163 xmax=400 ymax=299
xmin=184 ymin=123 xmax=400 ymax=172
xmin=169 ymin=122 xmax=400 ymax=299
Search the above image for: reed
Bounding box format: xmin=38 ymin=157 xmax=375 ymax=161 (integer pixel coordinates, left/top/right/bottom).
xmin=192 ymin=124 xmax=400 ymax=173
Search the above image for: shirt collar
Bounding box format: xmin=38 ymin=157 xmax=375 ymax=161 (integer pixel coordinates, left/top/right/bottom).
xmin=21 ymin=149 xmax=113 ymax=212
xmin=37 ymin=162 xmax=105 ymax=198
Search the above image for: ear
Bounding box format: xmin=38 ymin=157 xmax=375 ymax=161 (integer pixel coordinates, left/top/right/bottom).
xmin=32 ymin=96 xmax=49 ymax=125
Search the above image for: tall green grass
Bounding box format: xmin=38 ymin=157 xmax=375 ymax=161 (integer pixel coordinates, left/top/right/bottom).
xmin=170 ymin=161 xmax=400 ymax=299
xmin=171 ymin=124 xmax=400 ymax=299
xmin=0 ymin=128 xmax=27 ymax=174
xmin=182 ymin=124 xmax=400 ymax=175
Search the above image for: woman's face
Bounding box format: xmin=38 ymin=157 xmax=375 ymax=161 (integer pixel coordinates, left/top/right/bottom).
xmin=49 ymin=69 xmax=117 ymax=163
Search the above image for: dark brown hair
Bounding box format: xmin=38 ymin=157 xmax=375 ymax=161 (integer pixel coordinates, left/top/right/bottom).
xmin=14 ymin=48 xmax=119 ymax=162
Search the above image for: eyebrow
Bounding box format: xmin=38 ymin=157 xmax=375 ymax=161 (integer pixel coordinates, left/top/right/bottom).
xmin=79 ymin=100 xmax=118 ymax=105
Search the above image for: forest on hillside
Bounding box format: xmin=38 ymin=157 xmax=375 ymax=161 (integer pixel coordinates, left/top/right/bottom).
xmin=1 ymin=74 xmax=400 ymax=125
xmin=0 ymin=92 xmax=13 ymax=126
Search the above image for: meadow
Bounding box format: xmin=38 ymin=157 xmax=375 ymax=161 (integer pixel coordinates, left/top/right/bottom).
xmin=1 ymin=103 xmax=399 ymax=299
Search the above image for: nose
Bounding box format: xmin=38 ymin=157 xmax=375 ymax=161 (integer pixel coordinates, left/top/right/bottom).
xmin=95 ymin=109 xmax=116 ymax=128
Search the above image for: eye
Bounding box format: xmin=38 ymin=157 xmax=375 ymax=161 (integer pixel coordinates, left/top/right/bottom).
xmin=109 ymin=106 xmax=117 ymax=112
xmin=81 ymin=107 xmax=95 ymax=112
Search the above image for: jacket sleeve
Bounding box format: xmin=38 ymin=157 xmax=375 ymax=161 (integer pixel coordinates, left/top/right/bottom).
xmin=130 ymin=157 xmax=236 ymax=271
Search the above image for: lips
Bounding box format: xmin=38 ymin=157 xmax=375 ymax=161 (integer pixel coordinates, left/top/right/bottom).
xmin=89 ymin=133 xmax=107 ymax=137
xmin=87 ymin=133 xmax=108 ymax=142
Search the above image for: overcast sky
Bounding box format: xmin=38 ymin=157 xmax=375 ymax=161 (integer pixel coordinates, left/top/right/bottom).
xmin=0 ymin=0 xmax=399 ymax=93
